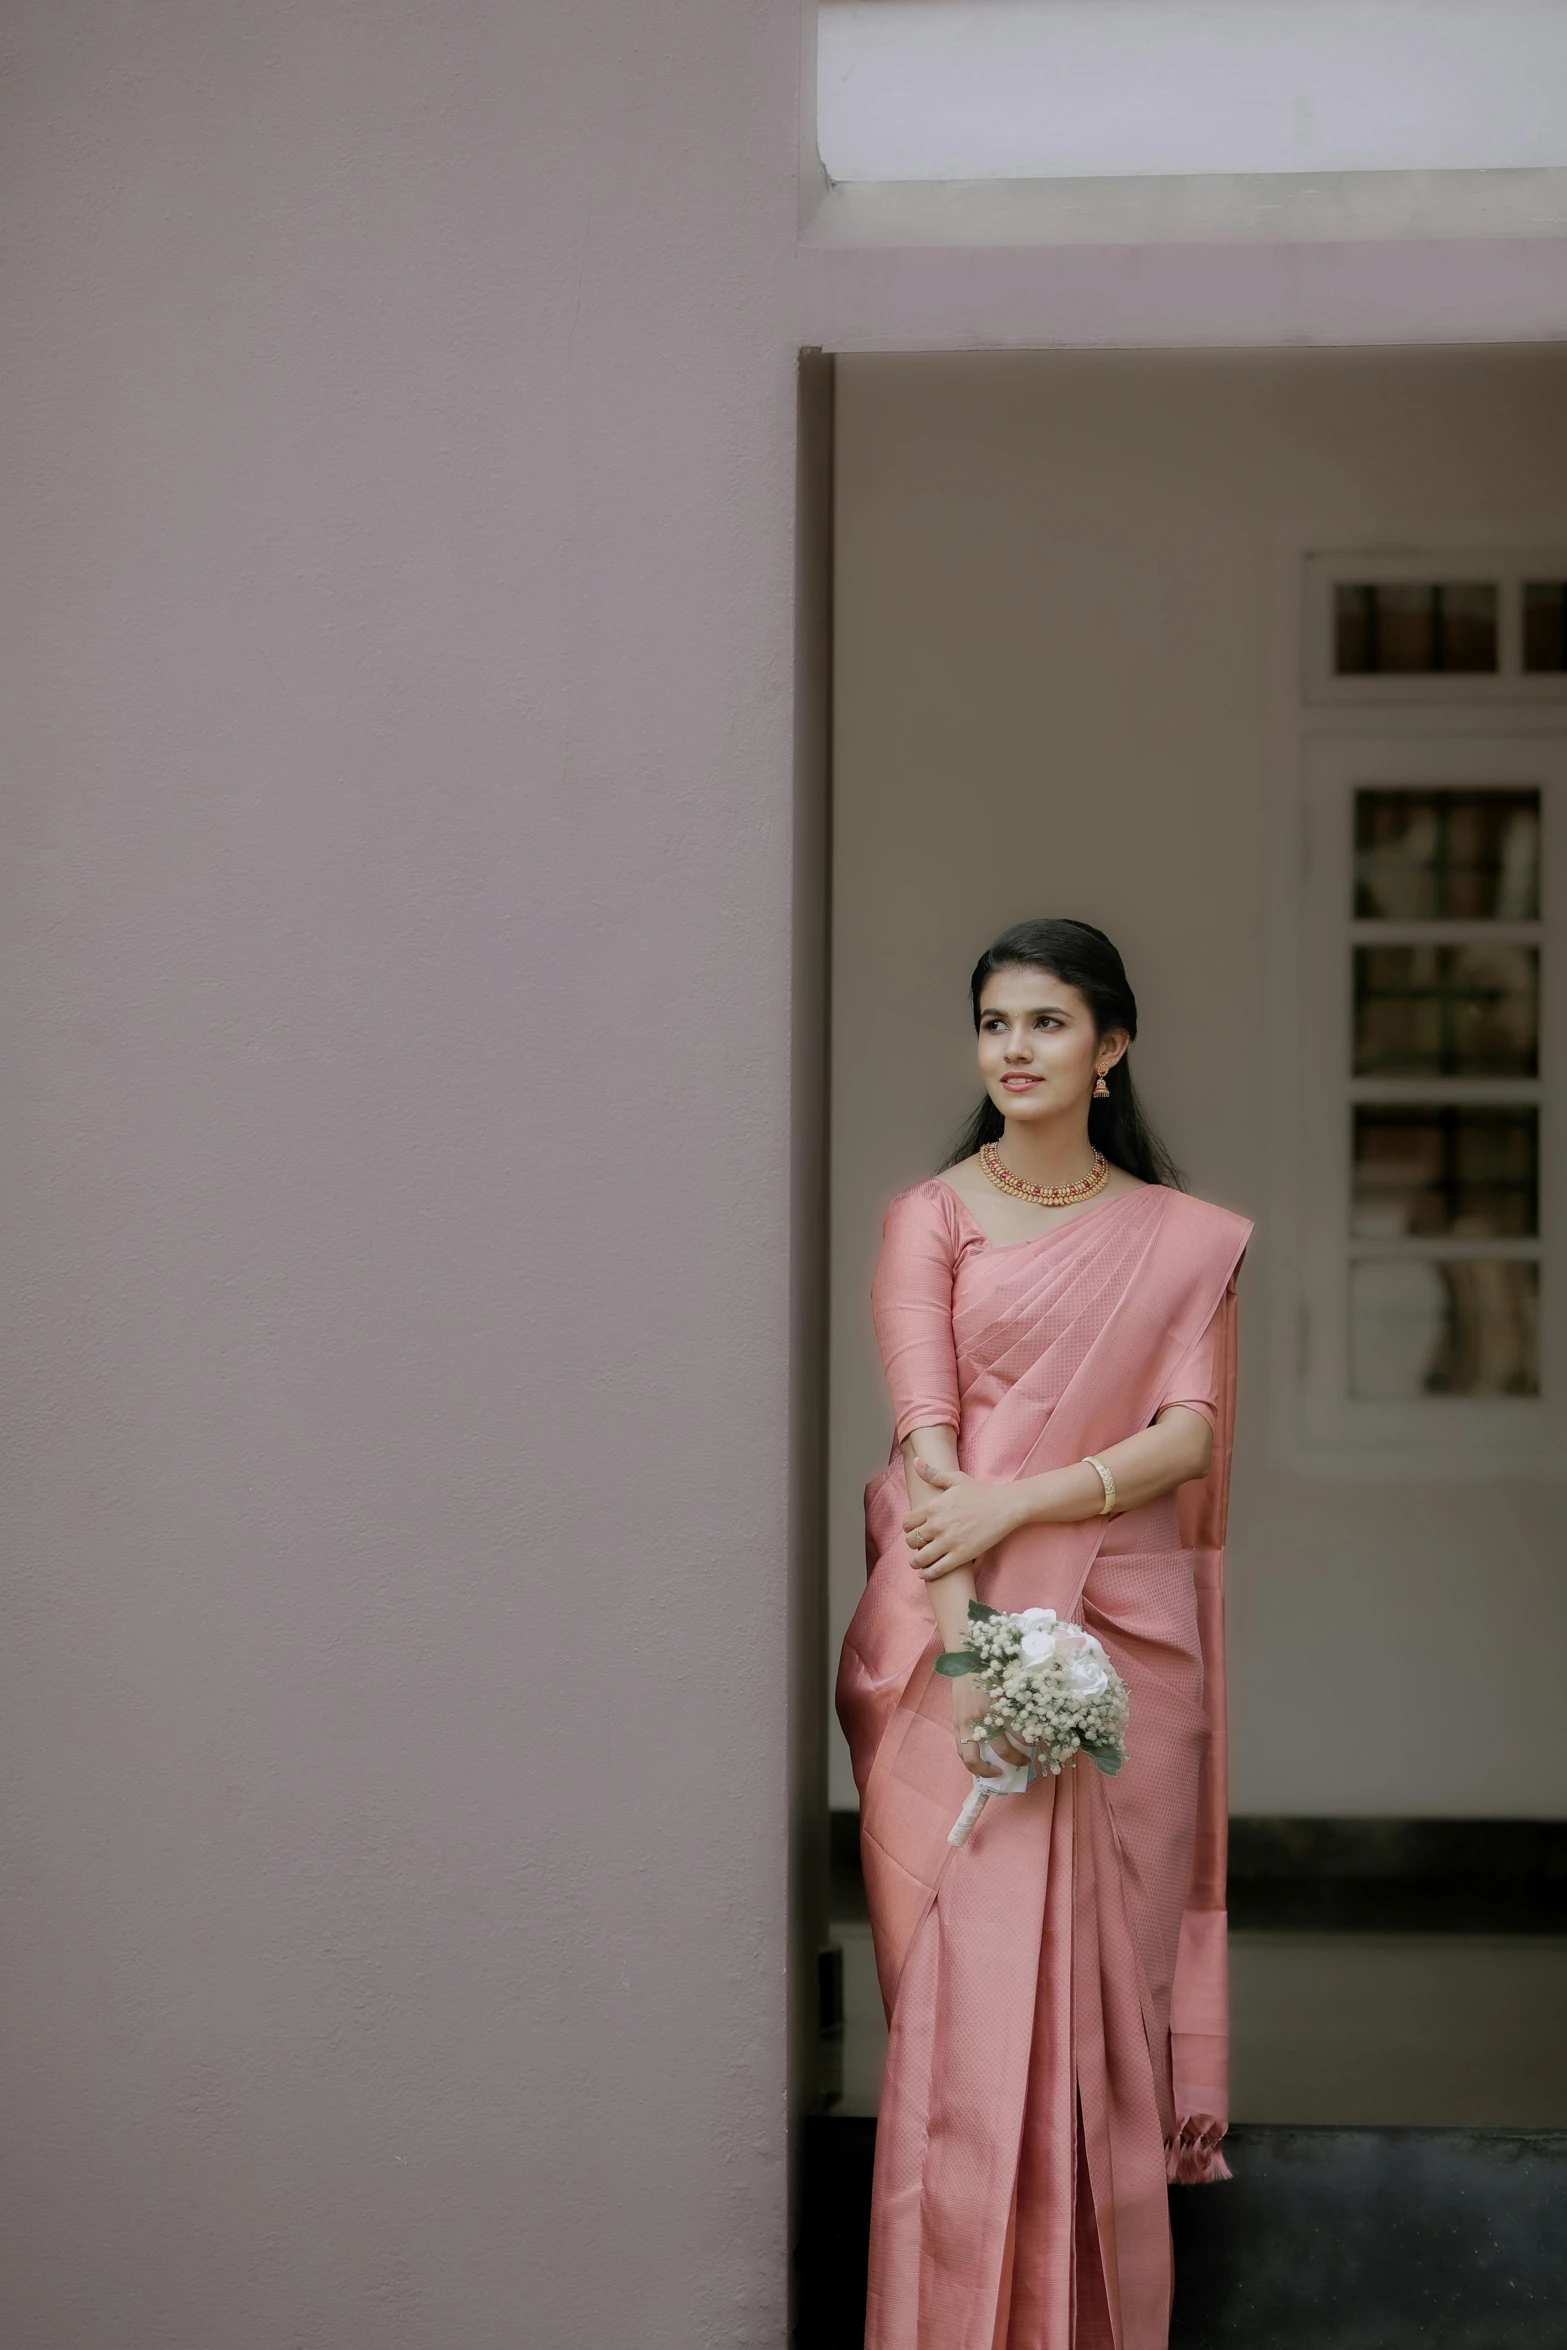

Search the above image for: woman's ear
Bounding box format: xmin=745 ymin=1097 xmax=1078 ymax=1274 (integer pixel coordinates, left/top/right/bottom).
xmin=1099 ymin=1027 xmax=1131 ymax=1071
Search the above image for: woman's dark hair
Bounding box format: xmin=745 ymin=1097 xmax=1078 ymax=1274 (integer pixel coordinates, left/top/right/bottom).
xmin=943 ymin=917 xmax=1182 ymax=1188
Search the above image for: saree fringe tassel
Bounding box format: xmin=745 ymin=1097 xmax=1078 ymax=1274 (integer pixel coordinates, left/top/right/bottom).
xmin=1165 ymin=2117 xmax=1233 ymax=2186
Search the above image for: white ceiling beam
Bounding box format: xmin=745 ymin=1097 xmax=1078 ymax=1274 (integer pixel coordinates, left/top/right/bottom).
xmin=819 ymin=1 xmax=1567 ymax=185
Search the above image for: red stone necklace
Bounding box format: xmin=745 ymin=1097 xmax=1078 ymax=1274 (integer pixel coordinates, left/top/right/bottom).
xmin=978 ymin=1140 xmax=1110 ymax=1209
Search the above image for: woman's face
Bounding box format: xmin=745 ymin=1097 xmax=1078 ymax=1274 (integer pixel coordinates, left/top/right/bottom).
xmin=976 ymin=964 xmax=1127 ymax=1127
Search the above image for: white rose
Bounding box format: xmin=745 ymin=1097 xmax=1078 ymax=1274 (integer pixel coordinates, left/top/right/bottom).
xmin=1014 ymin=1608 xmax=1058 ymax=1669
xmin=1063 ymin=1654 xmax=1109 ymax=1698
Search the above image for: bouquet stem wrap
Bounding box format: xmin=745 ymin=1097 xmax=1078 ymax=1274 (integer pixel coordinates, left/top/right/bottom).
xmin=946 ymin=1739 xmax=1033 ymax=1846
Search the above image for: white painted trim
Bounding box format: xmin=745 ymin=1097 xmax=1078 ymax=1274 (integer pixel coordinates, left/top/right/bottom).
xmin=818 ymin=1 xmax=1567 ymax=185
xmin=804 ymin=169 xmax=1567 ymax=250
xmin=798 ymin=0 xmax=830 ymax=233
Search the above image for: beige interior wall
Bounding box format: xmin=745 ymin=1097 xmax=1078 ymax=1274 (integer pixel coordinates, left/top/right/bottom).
xmin=829 ymin=348 xmax=1567 ymax=1816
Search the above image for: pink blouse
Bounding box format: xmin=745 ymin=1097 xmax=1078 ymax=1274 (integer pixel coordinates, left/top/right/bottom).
xmin=871 ymin=1177 xmax=1224 ymax=1450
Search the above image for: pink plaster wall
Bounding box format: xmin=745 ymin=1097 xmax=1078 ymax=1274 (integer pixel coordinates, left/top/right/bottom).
xmin=1 ymin=5 xmax=804 ymax=2341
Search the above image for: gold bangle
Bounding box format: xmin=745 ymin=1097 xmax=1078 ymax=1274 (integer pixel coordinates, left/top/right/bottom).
xmin=1082 ymin=1454 xmax=1116 ymax=1516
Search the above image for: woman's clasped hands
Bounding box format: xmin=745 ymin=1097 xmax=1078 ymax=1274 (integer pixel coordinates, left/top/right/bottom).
xmin=903 ymin=1456 xmax=1023 ymax=1581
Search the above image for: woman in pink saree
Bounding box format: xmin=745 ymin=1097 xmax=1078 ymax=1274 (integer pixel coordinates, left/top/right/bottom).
xmin=837 ymin=919 xmax=1251 ymax=2350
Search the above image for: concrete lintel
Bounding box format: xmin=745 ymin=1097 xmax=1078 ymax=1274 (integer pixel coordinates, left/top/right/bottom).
xmin=794 ymin=233 xmax=1567 ymax=353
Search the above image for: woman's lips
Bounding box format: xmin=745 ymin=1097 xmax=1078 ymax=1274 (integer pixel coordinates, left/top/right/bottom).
xmin=1001 ymin=1075 xmax=1043 ymax=1089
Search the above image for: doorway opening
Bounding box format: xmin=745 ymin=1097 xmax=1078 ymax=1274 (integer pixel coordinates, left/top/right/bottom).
xmin=797 ymin=345 xmax=1567 ymax=2343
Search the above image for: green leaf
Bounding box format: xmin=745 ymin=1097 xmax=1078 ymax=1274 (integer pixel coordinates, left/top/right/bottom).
xmin=933 ymin=1649 xmax=983 ymax=1677
xmin=1081 ymin=1741 xmax=1124 ymax=1777
xmin=966 ymin=1599 xmax=1000 ymax=1621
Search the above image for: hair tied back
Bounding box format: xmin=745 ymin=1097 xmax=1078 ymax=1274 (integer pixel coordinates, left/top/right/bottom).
xmin=943 ymin=917 xmax=1182 ymax=1190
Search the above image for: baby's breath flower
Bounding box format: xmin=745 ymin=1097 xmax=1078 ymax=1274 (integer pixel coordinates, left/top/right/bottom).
xmin=957 ymin=1602 xmax=1129 ymax=1784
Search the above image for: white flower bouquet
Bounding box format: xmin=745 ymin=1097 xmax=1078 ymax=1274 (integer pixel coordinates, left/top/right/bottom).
xmin=936 ymin=1599 xmax=1130 ymax=1846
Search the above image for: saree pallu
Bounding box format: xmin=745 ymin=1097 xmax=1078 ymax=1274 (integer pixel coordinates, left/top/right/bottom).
xmin=836 ymin=1181 xmax=1252 ymax=2350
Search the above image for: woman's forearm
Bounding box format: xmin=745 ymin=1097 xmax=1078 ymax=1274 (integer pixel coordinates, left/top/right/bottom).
xmin=1011 ymin=1406 xmax=1212 ymax=1529
xmin=898 ymin=1407 xmax=1214 ymax=1588
xmin=902 ymin=1430 xmax=979 ymax=1646
xmin=926 ymin=1560 xmax=980 ymax=1651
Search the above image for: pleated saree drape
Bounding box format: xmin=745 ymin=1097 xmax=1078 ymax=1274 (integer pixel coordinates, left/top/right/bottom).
xmin=836 ymin=1180 xmax=1252 ymax=2350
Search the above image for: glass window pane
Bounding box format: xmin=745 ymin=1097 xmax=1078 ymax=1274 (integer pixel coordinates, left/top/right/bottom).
xmin=1334 ymin=583 xmax=1498 ymax=675
xmin=1360 ymin=584 xmax=1434 ymax=673
xmin=1351 ymin=1107 xmax=1539 ymax=1238
xmin=1353 ymin=944 xmax=1538 ymax=1076
xmin=1350 ymin=1259 xmax=1539 ymax=1397
xmin=1354 ymin=788 xmax=1540 ymax=920
xmin=1523 ymin=582 xmax=1567 ymax=673
xmin=1335 ymin=584 xmax=1376 ymax=674
xmin=1438 ymin=584 xmax=1500 ymax=672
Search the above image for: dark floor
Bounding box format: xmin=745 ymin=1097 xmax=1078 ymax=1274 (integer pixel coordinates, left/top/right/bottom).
xmin=796 ymin=2119 xmax=1567 ymax=2350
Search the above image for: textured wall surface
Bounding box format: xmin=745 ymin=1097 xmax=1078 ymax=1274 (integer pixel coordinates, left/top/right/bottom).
xmin=0 ymin=5 xmax=802 ymax=2342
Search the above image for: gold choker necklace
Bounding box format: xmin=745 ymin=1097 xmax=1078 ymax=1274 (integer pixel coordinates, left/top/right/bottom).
xmin=979 ymin=1140 xmax=1110 ymax=1209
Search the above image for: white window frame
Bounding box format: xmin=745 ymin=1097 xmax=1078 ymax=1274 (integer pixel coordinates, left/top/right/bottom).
xmin=1302 ymin=547 xmax=1567 ymax=709
xmin=1271 ymin=546 xmax=1567 ymax=1482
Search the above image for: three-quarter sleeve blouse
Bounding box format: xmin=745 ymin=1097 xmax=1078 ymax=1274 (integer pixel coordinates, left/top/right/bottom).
xmin=1156 ymin=1295 xmax=1225 ymax=1430
xmin=871 ymin=1177 xmax=1230 ymax=1449
xmin=870 ymin=1181 xmax=964 ymax=1446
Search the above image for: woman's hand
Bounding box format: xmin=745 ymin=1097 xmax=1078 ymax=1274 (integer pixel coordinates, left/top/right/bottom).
xmin=904 ymin=1456 xmax=1022 ymax=1582
xmin=950 ymin=1673 xmax=1029 ymax=1780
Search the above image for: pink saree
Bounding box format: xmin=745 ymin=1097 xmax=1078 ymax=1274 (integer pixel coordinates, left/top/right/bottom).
xmin=836 ymin=1178 xmax=1252 ymax=2350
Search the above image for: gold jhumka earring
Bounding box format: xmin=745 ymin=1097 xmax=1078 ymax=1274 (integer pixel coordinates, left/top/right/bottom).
xmin=1092 ymin=1069 xmax=1111 ymax=1099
